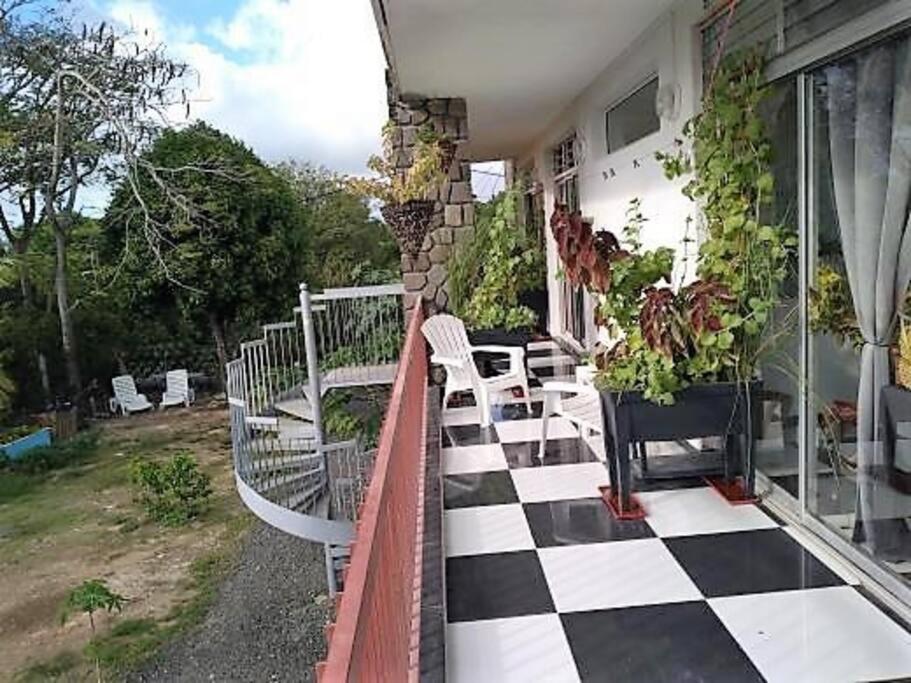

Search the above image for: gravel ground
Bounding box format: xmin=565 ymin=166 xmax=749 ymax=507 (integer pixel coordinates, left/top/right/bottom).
xmin=128 ymin=522 xmax=331 ymax=683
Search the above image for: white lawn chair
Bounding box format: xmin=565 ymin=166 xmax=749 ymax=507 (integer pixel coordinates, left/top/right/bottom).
xmin=540 ymin=380 xmax=603 ymax=461
xmin=111 ymin=375 xmax=154 ymax=415
xmin=421 ymin=314 xmax=531 ymax=427
xmin=160 ymin=369 xmax=194 ymax=409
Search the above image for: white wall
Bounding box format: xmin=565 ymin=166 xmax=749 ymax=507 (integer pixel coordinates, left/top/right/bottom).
xmin=517 ymin=0 xmax=704 ymax=347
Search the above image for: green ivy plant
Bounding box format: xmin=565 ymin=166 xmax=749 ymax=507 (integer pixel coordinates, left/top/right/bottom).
xmin=588 ymin=50 xmax=795 ymax=404
xmin=656 ymin=50 xmax=795 ymax=385
xmin=451 ymin=189 xmax=544 ymax=330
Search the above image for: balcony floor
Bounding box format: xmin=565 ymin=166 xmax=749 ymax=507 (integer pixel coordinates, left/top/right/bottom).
xmin=439 ymin=341 xmax=911 ymax=683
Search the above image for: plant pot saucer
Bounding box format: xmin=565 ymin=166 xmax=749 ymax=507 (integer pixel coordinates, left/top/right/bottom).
xmin=598 ymin=485 xmax=648 ymax=520
xmin=704 ymin=476 xmax=759 ymax=505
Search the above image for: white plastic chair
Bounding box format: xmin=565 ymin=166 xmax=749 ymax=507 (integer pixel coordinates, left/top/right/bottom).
xmin=111 ymin=375 xmax=154 ymax=415
xmin=160 ymin=369 xmax=194 ymax=409
xmin=540 ymin=380 xmax=603 ymax=460
xmin=421 ymin=314 xmax=531 ymax=427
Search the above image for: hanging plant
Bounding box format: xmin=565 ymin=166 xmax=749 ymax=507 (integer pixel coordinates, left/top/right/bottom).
xmin=347 ymin=124 xmax=450 ymax=255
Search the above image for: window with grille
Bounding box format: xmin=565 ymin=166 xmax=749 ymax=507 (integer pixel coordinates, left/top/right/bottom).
xmin=552 ymin=133 xmax=577 ymax=178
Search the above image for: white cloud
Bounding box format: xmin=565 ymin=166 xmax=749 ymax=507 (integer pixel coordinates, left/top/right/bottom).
xmin=106 ymin=0 xmax=388 ymax=175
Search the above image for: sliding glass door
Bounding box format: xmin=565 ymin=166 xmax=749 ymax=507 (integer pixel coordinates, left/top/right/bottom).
xmin=806 ymin=32 xmax=911 ymax=588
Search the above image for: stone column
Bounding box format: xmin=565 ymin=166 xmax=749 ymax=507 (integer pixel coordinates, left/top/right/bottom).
xmin=387 ymin=93 xmax=474 ymax=313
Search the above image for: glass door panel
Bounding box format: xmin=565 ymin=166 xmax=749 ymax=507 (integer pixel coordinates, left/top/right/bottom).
xmin=756 ymin=77 xmax=802 ymax=505
xmin=808 ymin=32 xmax=911 ymax=586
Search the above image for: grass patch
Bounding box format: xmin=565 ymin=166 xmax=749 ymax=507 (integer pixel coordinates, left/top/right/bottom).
xmin=85 ymin=511 xmax=253 ymax=677
xmin=13 ymin=651 xmax=80 ymax=682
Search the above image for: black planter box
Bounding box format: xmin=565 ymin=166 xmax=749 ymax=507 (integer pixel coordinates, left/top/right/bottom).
xmin=600 ymin=381 xmax=762 ymax=514
xmin=468 ymin=328 xmax=534 ymax=379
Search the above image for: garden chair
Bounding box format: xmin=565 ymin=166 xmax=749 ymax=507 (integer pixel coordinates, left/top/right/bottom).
xmin=111 ymin=375 xmax=154 ymax=415
xmin=160 ymin=369 xmax=194 ymax=409
xmin=539 ymin=376 xmax=603 ymax=461
xmin=421 ymin=314 xmax=531 ymax=427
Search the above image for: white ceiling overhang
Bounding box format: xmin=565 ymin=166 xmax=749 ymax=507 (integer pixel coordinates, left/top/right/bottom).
xmin=372 ymin=0 xmax=677 ymax=160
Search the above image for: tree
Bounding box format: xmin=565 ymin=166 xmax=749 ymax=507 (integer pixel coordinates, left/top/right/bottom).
xmin=60 ymin=579 xmax=126 ymax=683
xmin=104 ymin=122 xmax=309 ymax=379
xmin=0 ymin=0 xmax=196 ymax=397
xmin=275 ymin=162 xmax=399 ymax=287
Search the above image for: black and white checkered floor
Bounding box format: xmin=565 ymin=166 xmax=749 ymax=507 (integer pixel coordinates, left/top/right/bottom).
xmin=441 ymin=340 xmax=911 ymax=682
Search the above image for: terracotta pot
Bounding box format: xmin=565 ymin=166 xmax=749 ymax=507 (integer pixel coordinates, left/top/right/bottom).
xmin=381 ymin=200 xmax=437 ymax=255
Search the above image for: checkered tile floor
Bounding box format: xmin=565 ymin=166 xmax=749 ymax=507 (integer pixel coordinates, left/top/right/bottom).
xmin=441 ymin=340 xmax=911 ymax=683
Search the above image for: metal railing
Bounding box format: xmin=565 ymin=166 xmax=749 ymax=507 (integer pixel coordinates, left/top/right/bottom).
xmin=318 ymin=305 xmax=428 ymax=682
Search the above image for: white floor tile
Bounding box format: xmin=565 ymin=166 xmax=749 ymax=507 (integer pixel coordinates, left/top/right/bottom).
xmin=709 ymin=586 xmax=911 ymax=683
xmin=442 ymin=444 xmax=508 ymax=475
xmin=447 ymin=614 xmax=580 ymax=683
xmin=442 ymin=404 xmax=482 ymax=426
xmin=538 ymin=539 xmax=703 ymax=612
xmin=639 ymin=487 xmax=779 ymax=537
xmin=495 ymin=417 xmax=578 ymax=444
xmin=445 ymin=504 xmax=535 ymax=557
xmin=527 ymin=340 xmax=562 ymax=352
xmin=511 ymin=462 xmax=610 ymax=503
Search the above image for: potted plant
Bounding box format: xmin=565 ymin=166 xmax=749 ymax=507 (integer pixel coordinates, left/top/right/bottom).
xmin=551 ymin=52 xmax=795 ymax=515
xmin=449 ymin=188 xmax=545 ymax=350
xmin=348 ymin=123 xmax=452 ymax=255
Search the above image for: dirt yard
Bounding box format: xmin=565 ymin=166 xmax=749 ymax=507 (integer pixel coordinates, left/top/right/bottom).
xmin=0 ymin=403 xmax=252 ymax=681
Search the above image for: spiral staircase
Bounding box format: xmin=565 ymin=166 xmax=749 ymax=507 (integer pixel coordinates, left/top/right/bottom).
xmin=225 ymin=282 xmax=406 ymax=591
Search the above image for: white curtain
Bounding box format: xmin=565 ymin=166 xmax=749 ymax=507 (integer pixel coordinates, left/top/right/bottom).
xmin=826 ymin=37 xmax=911 ymax=557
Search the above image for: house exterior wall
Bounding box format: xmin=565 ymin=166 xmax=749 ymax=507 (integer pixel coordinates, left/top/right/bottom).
xmin=517 ymin=0 xmax=704 ymax=348
xmin=387 ymin=94 xmax=474 ymax=312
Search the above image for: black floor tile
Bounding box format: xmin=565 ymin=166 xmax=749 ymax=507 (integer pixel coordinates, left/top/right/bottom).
xmin=665 ymin=528 xmax=845 ymax=598
xmin=443 ymin=471 xmax=518 ymax=509
xmin=441 ymin=424 xmax=499 ymax=447
xmin=502 ymin=438 xmax=598 ymax=469
xmin=530 ymin=363 xmax=578 ymax=378
xmin=493 ymin=401 xmax=544 ymax=421
xmin=446 ymin=551 xmax=555 ymax=622
xmin=561 ymin=602 xmax=763 ymax=682
xmin=524 ymin=498 xmax=654 ymax=547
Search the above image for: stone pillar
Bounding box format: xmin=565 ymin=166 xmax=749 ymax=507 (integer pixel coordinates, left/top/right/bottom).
xmin=387 ymin=93 xmax=473 ymax=313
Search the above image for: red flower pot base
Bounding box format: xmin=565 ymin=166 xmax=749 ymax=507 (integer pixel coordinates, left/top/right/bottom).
xmin=704 ymin=476 xmax=759 ymax=505
xmin=599 ymin=485 xmax=648 ymax=520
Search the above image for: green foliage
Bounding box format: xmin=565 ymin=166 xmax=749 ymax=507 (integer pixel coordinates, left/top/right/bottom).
xmin=130 ymin=452 xmax=212 ymax=526
xmin=657 ymin=50 xmax=795 ymax=385
xmin=104 ymin=122 xmax=309 ymax=368
xmin=61 ymin=580 xmax=127 ymax=628
xmin=591 ymin=52 xmax=796 ymax=404
xmin=810 ymin=264 xmax=863 ymax=349
xmin=274 ymin=162 xmax=400 ymax=288
xmin=0 ymin=361 xmax=13 ymax=417
xmin=451 ymin=189 xmax=543 ymax=330
xmin=596 ymin=199 xmax=676 ymax=335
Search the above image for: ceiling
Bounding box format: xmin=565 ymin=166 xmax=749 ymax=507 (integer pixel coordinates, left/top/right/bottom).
xmin=374 ymin=0 xmax=678 ymax=160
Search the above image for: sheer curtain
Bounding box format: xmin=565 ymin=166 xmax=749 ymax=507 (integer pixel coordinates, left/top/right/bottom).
xmin=826 ymin=37 xmax=911 ymax=557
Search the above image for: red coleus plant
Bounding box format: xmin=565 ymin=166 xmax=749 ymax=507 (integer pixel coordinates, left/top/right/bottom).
xmin=550 ymin=204 xmax=621 ymax=294
xmin=639 ymin=287 xmax=687 ymax=357
xmin=680 ymin=279 xmax=736 ymax=335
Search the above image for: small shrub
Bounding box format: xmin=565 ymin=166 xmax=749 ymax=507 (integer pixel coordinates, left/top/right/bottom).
xmin=130 ymin=451 xmax=212 ymax=526
xmin=60 ymin=579 xmax=127 ymax=683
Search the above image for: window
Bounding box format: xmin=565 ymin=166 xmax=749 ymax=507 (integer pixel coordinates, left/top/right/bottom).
xmin=552 ymin=133 xmax=577 ymax=177
xmin=605 ymin=77 xmax=660 ymax=153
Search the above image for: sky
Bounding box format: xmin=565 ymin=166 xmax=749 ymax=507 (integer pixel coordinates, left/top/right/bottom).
xmin=86 ymin=0 xmax=503 ymax=199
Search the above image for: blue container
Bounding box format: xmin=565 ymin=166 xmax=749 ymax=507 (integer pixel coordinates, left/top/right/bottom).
xmin=1 ymin=427 xmax=52 ymax=460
